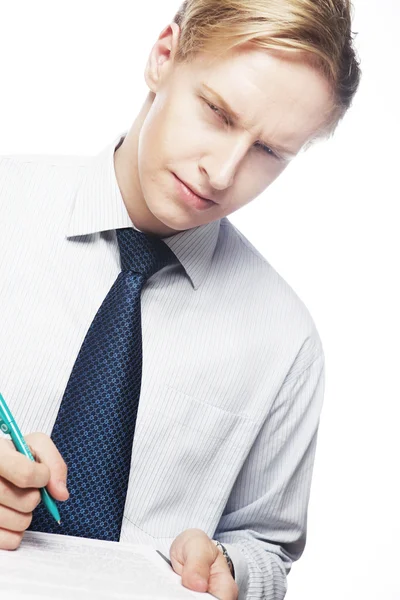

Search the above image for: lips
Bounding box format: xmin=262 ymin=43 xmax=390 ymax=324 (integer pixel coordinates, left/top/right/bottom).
xmin=174 ymin=175 xmax=215 ymax=204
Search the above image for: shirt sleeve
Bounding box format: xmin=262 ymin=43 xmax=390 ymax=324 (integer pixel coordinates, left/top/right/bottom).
xmin=214 ymin=339 xmax=325 ymax=599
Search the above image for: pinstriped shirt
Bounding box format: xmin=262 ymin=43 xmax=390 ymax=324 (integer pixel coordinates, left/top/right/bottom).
xmin=0 ymin=134 xmax=325 ymax=600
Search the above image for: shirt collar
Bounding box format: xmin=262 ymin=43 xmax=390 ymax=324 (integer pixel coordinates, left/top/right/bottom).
xmin=66 ymin=133 xmax=221 ymax=290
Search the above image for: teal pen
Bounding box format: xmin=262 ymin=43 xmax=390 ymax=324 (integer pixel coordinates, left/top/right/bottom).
xmin=0 ymin=392 xmax=61 ymax=524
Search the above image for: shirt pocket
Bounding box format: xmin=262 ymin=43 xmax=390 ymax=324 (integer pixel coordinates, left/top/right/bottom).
xmin=125 ymin=386 xmax=258 ymax=538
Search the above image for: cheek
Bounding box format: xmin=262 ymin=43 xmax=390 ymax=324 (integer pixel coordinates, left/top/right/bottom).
xmin=138 ymin=108 xmax=169 ymax=170
xmin=224 ymin=159 xmax=287 ymax=212
xmin=248 ymin=152 xmax=288 ymax=189
xmin=140 ymin=97 xmax=203 ymax=170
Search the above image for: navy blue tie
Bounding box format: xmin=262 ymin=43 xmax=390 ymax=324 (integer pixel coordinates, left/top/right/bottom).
xmin=30 ymin=227 xmax=174 ymax=541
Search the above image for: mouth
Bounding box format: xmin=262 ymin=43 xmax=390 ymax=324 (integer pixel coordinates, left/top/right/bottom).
xmin=172 ymin=174 xmax=217 ymax=211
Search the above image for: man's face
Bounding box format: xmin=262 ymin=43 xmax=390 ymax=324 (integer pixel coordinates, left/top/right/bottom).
xmin=118 ymin=28 xmax=334 ymax=237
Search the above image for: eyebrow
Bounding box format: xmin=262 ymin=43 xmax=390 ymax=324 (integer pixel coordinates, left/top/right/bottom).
xmin=200 ymin=83 xmax=298 ymax=159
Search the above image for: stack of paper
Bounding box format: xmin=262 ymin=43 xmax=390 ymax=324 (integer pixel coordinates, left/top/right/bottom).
xmin=0 ymin=531 xmax=214 ymax=599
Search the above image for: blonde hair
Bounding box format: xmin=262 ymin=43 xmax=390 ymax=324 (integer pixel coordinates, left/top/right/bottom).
xmin=173 ymin=0 xmax=361 ymax=132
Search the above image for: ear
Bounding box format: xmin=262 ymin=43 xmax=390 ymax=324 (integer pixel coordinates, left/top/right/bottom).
xmin=144 ymin=23 xmax=181 ymax=93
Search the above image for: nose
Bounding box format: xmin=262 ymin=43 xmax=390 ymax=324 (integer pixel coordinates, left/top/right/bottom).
xmin=198 ymin=137 xmax=249 ymax=191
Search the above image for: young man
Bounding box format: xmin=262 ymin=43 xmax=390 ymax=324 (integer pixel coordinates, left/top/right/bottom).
xmin=0 ymin=1 xmax=360 ymax=599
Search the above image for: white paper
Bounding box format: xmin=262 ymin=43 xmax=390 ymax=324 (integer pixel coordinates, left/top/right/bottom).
xmin=0 ymin=531 xmax=215 ymax=599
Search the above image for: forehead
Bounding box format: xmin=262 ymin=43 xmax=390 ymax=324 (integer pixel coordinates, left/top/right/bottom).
xmin=177 ymin=47 xmax=334 ymax=151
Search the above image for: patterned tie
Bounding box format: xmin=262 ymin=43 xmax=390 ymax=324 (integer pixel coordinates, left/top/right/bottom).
xmin=30 ymin=227 xmax=174 ymax=541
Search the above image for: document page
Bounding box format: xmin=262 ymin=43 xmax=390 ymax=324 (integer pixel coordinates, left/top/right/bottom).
xmin=0 ymin=531 xmax=215 ymax=599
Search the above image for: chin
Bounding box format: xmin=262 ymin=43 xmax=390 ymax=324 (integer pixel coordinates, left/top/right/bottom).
xmin=143 ymin=172 xmax=217 ymax=234
xmin=146 ymin=199 xmax=200 ymax=234
xmin=153 ymin=211 xmax=197 ymax=235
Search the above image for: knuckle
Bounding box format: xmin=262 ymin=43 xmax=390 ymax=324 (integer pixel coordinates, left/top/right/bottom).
xmin=0 ymin=530 xmax=23 ymax=551
xmin=23 ymin=489 xmax=41 ymax=512
xmin=16 ymin=462 xmax=37 ymax=488
xmin=9 ymin=531 xmax=23 ymax=550
xmin=26 ymin=432 xmax=49 ymax=445
xmin=25 ymin=432 xmax=51 ymax=461
xmin=187 ymin=561 xmax=205 ymax=575
xmin=0 ymin=479 xmax=14 ymax=507
xmin=15 ymin=511 xmax=33 ymax=532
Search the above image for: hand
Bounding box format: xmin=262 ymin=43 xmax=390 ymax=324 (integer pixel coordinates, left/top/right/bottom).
xmin=0 ymin=432 xmax=69 ymax=550
xmin=170 ymin=528 xmax=238 ymax=600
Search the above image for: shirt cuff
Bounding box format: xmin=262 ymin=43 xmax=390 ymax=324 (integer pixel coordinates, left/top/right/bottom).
xmin=221 ymin=543 xmax=249 ymax=600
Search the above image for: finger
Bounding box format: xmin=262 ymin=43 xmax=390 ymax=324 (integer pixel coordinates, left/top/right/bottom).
xmin=181 ymin=561 xmax=209 ymax=593
xmin=180 ymin=539 xmax=216 ymax=593
xmin=0 ymin=438 xmax=50 ymax=489
xmin=209 ymin=577 xmax=239 ymax=600
xmin=25 ymin=433 xmax=69 ymax=501
xmin=208 ymin=552 xmax=239 ymax=600
xmin=0 ymin=504 xmax=33 ymax=532
xmin=0 ymin=527 xmax=24 ymax=551
xmin=0 ymin=476 xmax=41 ymax=513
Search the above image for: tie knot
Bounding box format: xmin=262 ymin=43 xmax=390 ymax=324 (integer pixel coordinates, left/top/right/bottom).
xmin=116 ymin=227 xmax=174 ymax=279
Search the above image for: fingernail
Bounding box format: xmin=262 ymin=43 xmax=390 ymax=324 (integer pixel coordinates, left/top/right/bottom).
xmin=56 ymin=480 xmax=67 ymax=492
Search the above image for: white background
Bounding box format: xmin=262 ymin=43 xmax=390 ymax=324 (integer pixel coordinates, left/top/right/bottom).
xmin=0 ymin=1 xmax=398 ymax=598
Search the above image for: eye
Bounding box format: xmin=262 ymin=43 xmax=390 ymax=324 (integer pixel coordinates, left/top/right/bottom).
xmin=205 ymin=100 xmax=230 ymax=126
xmin=204 ymin=98 xmax=279 ymax=160
xmin=254 ymin=141 xmax=278 ymax=158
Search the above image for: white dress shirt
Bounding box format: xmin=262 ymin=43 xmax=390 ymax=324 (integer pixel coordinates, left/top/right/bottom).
xmin=0 ymin=134 xmax=325 ymax=600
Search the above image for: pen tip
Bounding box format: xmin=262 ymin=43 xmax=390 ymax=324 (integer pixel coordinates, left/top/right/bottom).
xmin=57 ymin=520 xmax=61 ymax=525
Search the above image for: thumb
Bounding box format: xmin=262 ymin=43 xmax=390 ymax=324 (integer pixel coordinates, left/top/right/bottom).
xmin=26 ymin=432 xmax=69 ymax=501
xmin=180 ymin=534 xmax=217 ymax=593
